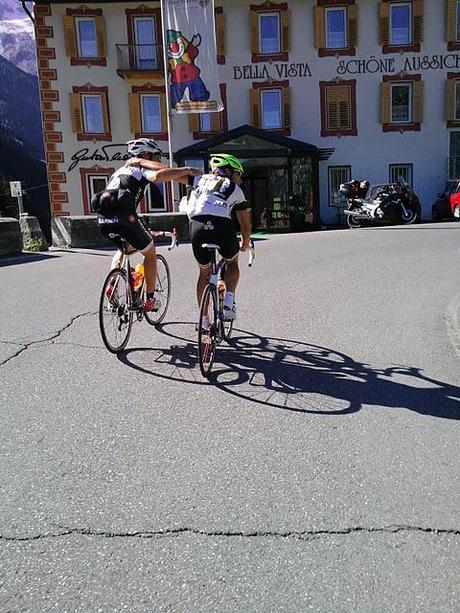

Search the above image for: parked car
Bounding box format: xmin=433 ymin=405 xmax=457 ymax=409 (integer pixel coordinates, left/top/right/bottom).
xmin=449 ymin=180 xmax=460 ymax=220
xmin=431 ymin=180 xmax=458 ymax=221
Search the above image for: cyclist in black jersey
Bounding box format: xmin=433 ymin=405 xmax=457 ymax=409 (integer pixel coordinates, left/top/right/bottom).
xmin=94 ymin=138 xmax=202 ymax=312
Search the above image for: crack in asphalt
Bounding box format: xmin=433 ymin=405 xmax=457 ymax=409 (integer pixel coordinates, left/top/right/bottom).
xmin=2 ymin=525 xmax=459 ymax=542
xmin=0 ymin=311 xmax=97 ymax=367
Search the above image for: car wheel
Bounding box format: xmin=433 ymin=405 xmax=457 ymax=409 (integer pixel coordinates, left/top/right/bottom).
xmin=454 ymin=205 xmax=460 ymax=220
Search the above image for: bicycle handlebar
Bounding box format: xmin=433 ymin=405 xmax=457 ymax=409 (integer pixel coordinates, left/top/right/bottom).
xmin=151 ymin=228 xmax=178 ymax=251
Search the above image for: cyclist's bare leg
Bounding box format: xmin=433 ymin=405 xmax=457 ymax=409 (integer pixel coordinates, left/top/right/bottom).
xmin=142 ymin=243 xmax=157 ymax=294
xmin=197 ymin=265 xmax=211 ymax=307
xmin=224 ymin=254 xmax=240 ymax=294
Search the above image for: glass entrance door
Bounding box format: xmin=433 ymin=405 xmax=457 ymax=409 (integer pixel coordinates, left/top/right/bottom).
xmin=243 ymin=165 xmax=289 ymax=229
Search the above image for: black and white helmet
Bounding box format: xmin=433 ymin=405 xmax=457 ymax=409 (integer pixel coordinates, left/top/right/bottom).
xmin=126 ymin=138 xmax=162 ymax=157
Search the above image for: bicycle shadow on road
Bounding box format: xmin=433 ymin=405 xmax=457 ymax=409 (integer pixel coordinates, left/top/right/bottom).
xmin=118 ymin=324 xmax=460 ymax=420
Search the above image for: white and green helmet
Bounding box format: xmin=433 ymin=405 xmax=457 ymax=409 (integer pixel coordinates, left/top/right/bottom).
xmin=209 ymin=153 xmax=244 ymax=175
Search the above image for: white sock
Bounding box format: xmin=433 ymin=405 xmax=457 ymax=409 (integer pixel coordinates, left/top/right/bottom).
xmin=224 ymin=292 xmax=235 ymax=309
xmin=202 ymin=314 xmax=210 ymax=329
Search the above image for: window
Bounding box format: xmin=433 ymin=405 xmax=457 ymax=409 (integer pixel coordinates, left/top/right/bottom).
xmin=261 ymin=89 xmax=282 ymax=129
xmin=389 ymin=163 xmax=413 ymax=186
xmin=70 ymin=86 xmax=111 ymax=141
xmin=250 ymin=80 xmax=291 ymax=135
xmin=449 ymin=130 xmax=460 ymax=179
xmin=82 ymin=95 xmax=105 ymax=133
xmin=200 ymin=113 xmax=212 ymax=133
xmin=128 ymin=85 xmax=167 ymax=139
xmin=391 ymin=83 xmax=412 ymax=123
xmin=188 ymin=84 xmax=228 ymax=139
xmin=134 ymin=17 xmax=158 ymax=70
xmin=446 ymin=75 xmax=460 ymax=126
xmin=79 ymin=166 xmax=114 ymax=215
xmin=250 ymin=2 xmax=289 ymax=63
xmin=328 ymin=166 xmax=351 ymax=207
xmin=326 ymin=8 xmax=347 ymax=49
xmin=447 ymin=0 xmax=460 ymax=51
xmin=144 ymin=183 xmax=166 ymax=211
xmin=379 ymin=0 xmax=423 ymax=53
xmin=319 ymin=80 xmax=357 ymax=136
xmin=390 ymin=2 xmax=411 ymax=45
xmin=141 ymin=94 xmax=161 ymax=133
xmin=259 ymin=13 xmax=280 ymax=54
xmin=88 ymin=175 xmax=109 ymax=200
xmin=381 ymin=75 xmax=423 ymax=131
xmin=63 ymin=8 xmax=106 ymax=65
xmin=76 ymin=17 xmax=97 ymax=57
xmin=314 ymin=2 xmax=357 ymax=57
xmin=125 ymin=7 xmax=162 ymax=71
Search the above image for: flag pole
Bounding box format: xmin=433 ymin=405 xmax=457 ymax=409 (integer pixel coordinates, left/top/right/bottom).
xmin=160 ymin=0 xmax=175 ymax=210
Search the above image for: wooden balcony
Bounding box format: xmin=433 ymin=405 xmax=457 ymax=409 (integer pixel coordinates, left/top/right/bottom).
xmin=116 ymin=44 xmax=164 ymax=81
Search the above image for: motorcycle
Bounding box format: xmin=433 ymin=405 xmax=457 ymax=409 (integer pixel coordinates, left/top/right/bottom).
xmin=341 ymin=177 xmax=421 ymax=229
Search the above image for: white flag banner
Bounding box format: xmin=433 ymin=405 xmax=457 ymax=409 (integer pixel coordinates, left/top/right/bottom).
xmin=164 ymin=0 xmax=223 ymax=113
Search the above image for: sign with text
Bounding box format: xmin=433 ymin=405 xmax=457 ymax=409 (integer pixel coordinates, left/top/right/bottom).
xmin=336 ymin=53 xmax=460 ymax=76
xmin=233 ymin=62 xmax=312 ymax=80
xmin=164 ymin=0 xmax=223 ymax=113
xmin=9 ymin=181 xmax=22 ymax=197
xmin=68 ymin=145 xmax=130 ymax=172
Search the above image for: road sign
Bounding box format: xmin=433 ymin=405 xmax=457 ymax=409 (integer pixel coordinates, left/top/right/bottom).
xmin=10 ymin=181 xmax=22 ymax=197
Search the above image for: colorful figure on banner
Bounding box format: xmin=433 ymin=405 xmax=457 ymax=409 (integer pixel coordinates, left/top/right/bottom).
xmin=167 ymin=29 xmax=210 ymax=107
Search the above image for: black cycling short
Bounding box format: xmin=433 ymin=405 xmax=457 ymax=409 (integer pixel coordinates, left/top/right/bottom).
xmin=190 ymin=215 xmax=239 ymax=266
xmin=98 ymin=210 xmax=153 ymax=252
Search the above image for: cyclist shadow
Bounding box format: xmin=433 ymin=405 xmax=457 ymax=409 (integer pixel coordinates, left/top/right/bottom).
xmin=119 ymin=324 xmax=460 ymax=420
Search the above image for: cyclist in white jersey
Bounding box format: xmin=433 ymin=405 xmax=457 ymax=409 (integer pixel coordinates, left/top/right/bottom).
xmin=186 ymin=153 xmax=252 ymax=321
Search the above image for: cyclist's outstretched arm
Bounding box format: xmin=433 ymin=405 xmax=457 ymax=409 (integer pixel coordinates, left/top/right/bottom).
xmin=152 ymin=166 xmax=202 ymax=184
xmin=236 ymin=209 xmax=251 ymax=251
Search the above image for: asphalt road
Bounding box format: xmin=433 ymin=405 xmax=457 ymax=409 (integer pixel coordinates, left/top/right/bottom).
xmin=1 ymin=223 xmax=459 ymax=612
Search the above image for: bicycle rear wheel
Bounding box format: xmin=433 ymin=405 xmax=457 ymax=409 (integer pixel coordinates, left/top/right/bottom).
xmin=198 ymin=284 xmax=218 ymax=377
xmin=144 ymin=254 xmax=171 ymax=326
xmin=99 ymin=268 xmax=133 ymax=353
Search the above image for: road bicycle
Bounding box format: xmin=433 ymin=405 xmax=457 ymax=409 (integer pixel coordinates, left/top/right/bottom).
xmin=98 ymin=229 xmax=177 ymax=354
xmin=198 ymin=240 xmax=255 ymax=377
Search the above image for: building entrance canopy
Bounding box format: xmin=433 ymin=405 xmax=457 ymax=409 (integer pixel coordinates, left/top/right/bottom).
xmin=175 ymin=124 xmax=333 ymax=229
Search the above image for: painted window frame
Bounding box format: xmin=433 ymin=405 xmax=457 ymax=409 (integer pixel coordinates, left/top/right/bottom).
xmin=189 ymin=84 xmax=228 ymax=140
xmin=380 ymin=0 xmax=422 ymax=54
xmin=250 ymin=2 xmax=289 ymax=63
xmin=319 ymin=80 xmax=358 ymax=137
xmin=64 ymin=7 xmax=106 ymax=66
xmin=126 ymin=6 xmax=163 ymax=72
xmin=129 ymin=84 xmax=167 ymax=140
xmin=314 ymin=0 xmax=357 ymax=58
xmin=381 ymin=74 xmax=422 ymax=132
xmin=250 ymin=80 xmax=291 ymax=136
xmin=70 ymin=86 xmax=111 ymax=142
xmin=79 ymin=166 xmax=114 ymax=215
xmin=144 ymin=183 xmax=167 ymax=212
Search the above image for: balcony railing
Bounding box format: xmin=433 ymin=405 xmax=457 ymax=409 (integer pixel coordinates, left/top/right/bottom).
xmin=116 ymin=44 xmax=164 ymax=74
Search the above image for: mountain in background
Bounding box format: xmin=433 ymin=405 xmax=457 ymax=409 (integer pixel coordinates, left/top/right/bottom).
xmin=0 ymin=1 xmax=36 ymax=75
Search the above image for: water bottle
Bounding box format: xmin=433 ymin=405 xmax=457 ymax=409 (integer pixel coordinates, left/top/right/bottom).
xmin=134 ymin=263 xmax=144 ymax=291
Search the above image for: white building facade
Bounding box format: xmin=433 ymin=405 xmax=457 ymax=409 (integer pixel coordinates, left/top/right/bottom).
xmin=34 ymin=0 xmax=459 ymax=225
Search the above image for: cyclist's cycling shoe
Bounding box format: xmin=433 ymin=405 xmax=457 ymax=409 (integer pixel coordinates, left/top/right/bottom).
xmin=223 ymin=305 xmax=236 ymax=321
xmin=144 ymin=297 xmax=161 ymax=313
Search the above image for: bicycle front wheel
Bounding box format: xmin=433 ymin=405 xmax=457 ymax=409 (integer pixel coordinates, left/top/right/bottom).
xmin=198 ymin=284 xmax=218 ymax=377
xmin=144 ymin=254 xmax=171 ymax=326
xmin=99 ymin=268 xmax=133 ymax=353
